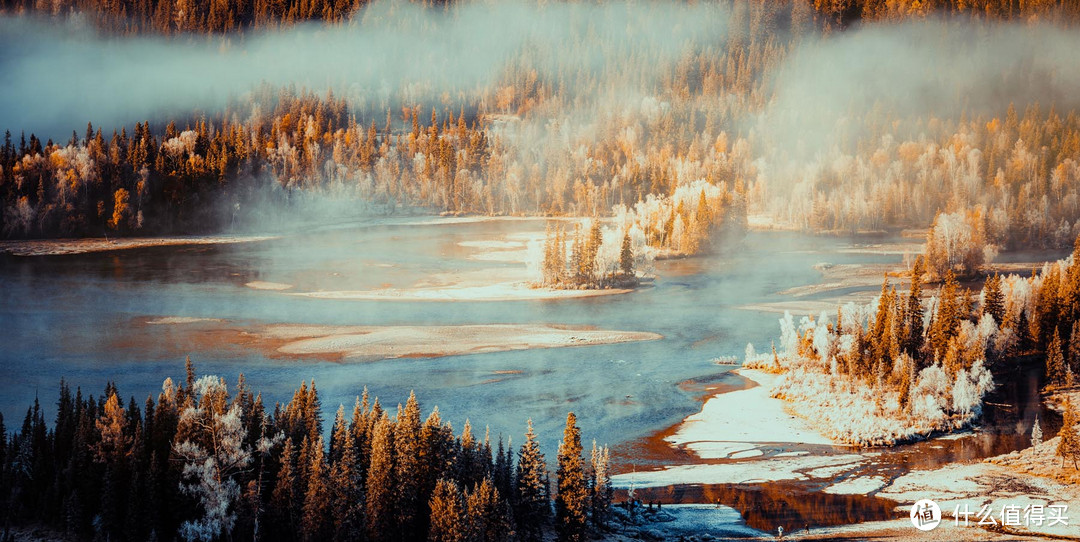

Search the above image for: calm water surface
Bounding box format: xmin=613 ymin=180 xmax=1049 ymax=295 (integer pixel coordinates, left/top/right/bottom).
xmin=0 ymin=219 xmax=892 ymax=451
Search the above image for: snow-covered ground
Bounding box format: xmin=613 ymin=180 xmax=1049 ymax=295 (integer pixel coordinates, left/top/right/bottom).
xmin=876 ymin=461 xmax=1080 ymax=540
xmin=666 ymin=369 xmax=839 ymax=458
xmin=613 ymin=366 xmax=1080 ymax=541
xmin=614 ymin=452 xmax=866 ymax=489
xmin=612 ymin=369 xmax=873 ymax=489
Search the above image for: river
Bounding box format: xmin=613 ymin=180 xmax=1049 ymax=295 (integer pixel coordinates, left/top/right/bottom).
xmin=0 ymin=217 xmax=1056 ymax=534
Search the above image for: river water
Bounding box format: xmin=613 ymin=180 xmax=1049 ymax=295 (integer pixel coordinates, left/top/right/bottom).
xmin=0 ymin=218 xmax=896 ymax=449
xmin=0 ymin=218 xmax=1054 ymax=533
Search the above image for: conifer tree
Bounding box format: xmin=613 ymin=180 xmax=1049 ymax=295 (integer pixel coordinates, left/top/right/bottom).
xmin=493 ymin=436 xmax=513 ymax=500
xmin=395 ymin=392 xmax=423 ymax=540
xmin=301 ymin=436 xmax=330 ymax=542
xmin=1047 ymin=329 xmax=1066 ymax=388
xmin=905 ymin=256 xmax=926 ymax=361
xmin=982 ymin=272 xmax=1006 ymax=325
xmin=514 ymin=420 xmax=548 ymax=542
xmin=428 ymin=479 xmax=465 ymax=542
xmin=366 ymin=411 xmax=395 ymax=541
xmin=1057 ymin=398 xmax=1079 ymax=469
xmin=329 ymin=417 xmax=361 ymax=542
xmin=270 ymin=438 xmax=298 ymax=537
xmin=465 ymin=477 xmax=511 ymax=542
xmin=1032 ymin=414 xmax=1043 ymax=446
xmin=619 ymin=231 xmax=634 ymax=278
xmin=589 ymin=441 xmax=612 ymax=531
xmin=555 ymin=412 xmax=587 ymax=542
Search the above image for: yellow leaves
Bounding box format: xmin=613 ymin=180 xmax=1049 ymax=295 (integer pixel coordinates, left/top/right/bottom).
xmin=109 ymin=188 xmax=131 ymax=231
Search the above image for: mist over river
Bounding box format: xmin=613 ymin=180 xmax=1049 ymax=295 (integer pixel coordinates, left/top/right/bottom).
xmin=0 ymin=218 xmax=901 ymax=454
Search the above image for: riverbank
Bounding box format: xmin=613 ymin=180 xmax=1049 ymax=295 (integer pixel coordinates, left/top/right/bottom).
xmin=0 ymin=234 xmax=278 ymax=256
xmin=613 ymin=368 xmax=1080 ymax=540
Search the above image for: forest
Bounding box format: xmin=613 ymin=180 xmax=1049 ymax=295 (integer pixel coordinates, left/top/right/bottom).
xmin=748 ymin=234 xmax=1080 ymax=446
xmin=0 ymin=359 xmax=615 ymax=542
xmin=5 ymin=0 xmax=1080 ymax=260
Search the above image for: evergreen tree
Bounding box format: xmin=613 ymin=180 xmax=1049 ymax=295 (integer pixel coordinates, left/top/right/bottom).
xmin=366 ymin=411 xmax=395 ymax=542
xmin=394 ymin=392 xmax=424 ymax=540
xmin=982 ymin=272 xmax=1006 ymax=325
xmin=1047 ymin=329 xmax=1066 ymax=388
xmin=1032 ymin=414 xmax=1043 ymax=446
xmin=555 ymin=412 xmax=587 ymax=542
xmin=428 ymin=479 xmax=465 ymax=542
xmin=589 ymin=441 xmax=611 ymax=531
xmin=329 ymin=416 xmax=361 ymax=542
xmin=905 ymin=256 xmax=926 ymax=361
xmin=514 ymin=420 xmax=548 ymax=542
xmin=1057 ymin=398 xmax=1079 ymax=469
xmin=619 ymin=231 xmax=634 ymax=278
xmin=269 ymin=438 xmax=298 ymax=537
xmin=465 ymin=477 xmax=511 ymax=542
xmin=301 ymin=436 xmax=330 ymax=542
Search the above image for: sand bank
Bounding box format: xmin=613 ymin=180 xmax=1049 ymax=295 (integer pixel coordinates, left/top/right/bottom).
xmin=0 ymin=235 xmax=277 ymax=256
xmin=266 ymin=323 xmax=661 ymax=360
xmin=245 ymin=281 xmax=294 ymax=291
xmin=294 ymin=282 xmax=632 ymax=302
xmin=140 ymin=317 xmax=660 ymax=362
xmin=145 ymin=317 xmax=225 ymax=325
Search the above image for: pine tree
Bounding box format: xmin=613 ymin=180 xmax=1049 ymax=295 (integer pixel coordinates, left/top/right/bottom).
xmin=555 ymin=412 xmax=587 ymax=542
xmin=366 ymin=411 xmax=395 ymax=541
xmin=1057 ymin=398 xmax=1079 ymax=469
xmin=983 ymin=272 xmax=1006 ymax=325
xmin=270 ymin=438 xmax=298 ymax=536
xmin=428 ymin=479 xmax=465 ymax=542
xmin=589 ymin=441 xmax=612 ymax=531
xmin=905 ymin=256 xmax=926 ymax=361
xmin=465 ymin=477 xmax=511 ymax=542
xmin=329 ymin=416 xmax=361 ymax=542
xmin=619 ymin=231 xmax=634 ymax=279
xmin=514 ymin=420 xmax=548 ymax=542
xmin=301 ymin=436 xmax=330 ymax=542
xmin=1047 ymin=329 xmax=1066 ymax=388
xmin=394 ymin=392 xmax=423 ymax=540
xmin=1032 ymin=414 xmax=1043 ymax=446
xmin=927 ymin=270 xmax=960 ymax=360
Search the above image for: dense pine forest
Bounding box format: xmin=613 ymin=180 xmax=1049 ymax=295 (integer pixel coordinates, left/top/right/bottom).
xmin=0 ymin=359 xmax=615 ymax=541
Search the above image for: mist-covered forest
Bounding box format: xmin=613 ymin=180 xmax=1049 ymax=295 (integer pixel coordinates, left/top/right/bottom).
xmin=5 ymin=0 xmax=1080 ymax=539
xmin=4 ymin=0 xmax=1080 ymax=259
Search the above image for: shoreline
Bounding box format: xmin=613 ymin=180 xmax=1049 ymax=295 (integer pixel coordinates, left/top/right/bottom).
xmin=0 ymin=234 xmax=279 ymax=256
xmin=611 ymin=367 xmax=1080 ymax=540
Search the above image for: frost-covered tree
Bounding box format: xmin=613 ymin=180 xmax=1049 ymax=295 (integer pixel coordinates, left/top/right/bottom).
xmin=1032 ymin=414 xmax=1043 ymax=446
xmin=589 ymin=441 xmax=612 ymax=531
xmin=173 ymin=376 xmax=258 ymax=542
xmin=924 ymin=210 xmax=995 ymax=280
xmin=514 ymin=420 xmax=548 ymax=542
